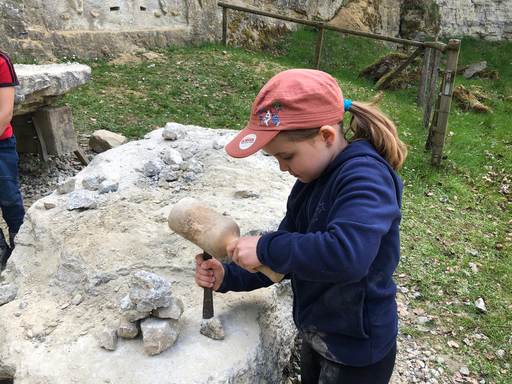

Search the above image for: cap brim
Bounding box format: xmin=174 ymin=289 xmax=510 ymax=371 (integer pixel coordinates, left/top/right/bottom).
xmin=225 ymin=126 xmax=280 ymax=158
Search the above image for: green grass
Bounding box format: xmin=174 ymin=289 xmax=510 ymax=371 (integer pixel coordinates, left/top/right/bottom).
xmin=58 ymin=27 xmax=512 ymax=383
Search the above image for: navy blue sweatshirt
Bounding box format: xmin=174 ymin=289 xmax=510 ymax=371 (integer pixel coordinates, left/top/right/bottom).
xmin=218 ymin=140 xmax=403 ymax=367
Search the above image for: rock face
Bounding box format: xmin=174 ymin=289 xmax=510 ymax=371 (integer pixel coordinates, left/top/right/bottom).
xmin=0 ymin=0 xmax=341 ymax=61
xmin=436 ymin=0 xmax=512 ymax=41
xmin=0 ymin=124 xmax=296 ymax=383
xmin=13 ymin=63 xmax=92 ymax=116
xmin=1 ymin=0 xmax=510 ymax=62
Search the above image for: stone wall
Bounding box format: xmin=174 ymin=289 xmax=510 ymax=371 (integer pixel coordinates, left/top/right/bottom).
xmin=0 ymin=0 xmax=510 ymax=62
xmin=0 ymin=0 xmax=344 ymax=62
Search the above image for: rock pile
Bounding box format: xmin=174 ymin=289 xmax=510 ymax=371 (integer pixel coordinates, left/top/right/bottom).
xmin=100 ymin=271 xmax=187 ymax=356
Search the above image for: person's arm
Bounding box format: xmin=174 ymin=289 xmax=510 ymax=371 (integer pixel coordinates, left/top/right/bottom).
xmin=0 ymin=86 xmax=15 ymax=136
xmin=257 ymin=157 xmax=402 ymax=284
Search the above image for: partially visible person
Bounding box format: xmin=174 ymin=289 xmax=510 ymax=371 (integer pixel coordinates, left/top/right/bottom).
xmin=0 ymin=50 xmax=25 ymax=268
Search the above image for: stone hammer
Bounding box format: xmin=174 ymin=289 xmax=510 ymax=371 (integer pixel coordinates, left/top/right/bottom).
xmin=168 ymin=197 xmax=285 ymax=319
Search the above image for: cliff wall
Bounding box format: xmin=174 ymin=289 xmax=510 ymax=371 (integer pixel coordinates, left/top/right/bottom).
xmin=0 ymin=0 xmax=510 ymax=61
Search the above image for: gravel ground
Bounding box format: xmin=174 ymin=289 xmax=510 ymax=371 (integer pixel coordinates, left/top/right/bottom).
xmin=5 ymin=135 xmax=465 ymax=384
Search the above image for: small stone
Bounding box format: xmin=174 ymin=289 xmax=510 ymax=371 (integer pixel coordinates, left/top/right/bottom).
xmin=98 ymin=179 xmax=119 ymax=194
xmin=496 ymin=349 xmax=506 ymax=359
xmin=89 ymin=130 xmax=127 ymax=153
xmin=157 ymin=179 xmax=170 ymax=189
xmin=213 ymin=140 xmax=224 ymax=150
xmin=182 ymin=172 xmax=195 ymax=182
xmin=417 ymin=316 xmax=429 ymax=324
xmin=120 ymin=294 xmax=150 ymax=322
xmin=162 ymin=123 xmax=186 ymax=140
xmin=162 ymin=148 xmax=183 ymax=165
xmin=67 ymin=190 xmax=97 ymax=210
xmin=159 ymin=167 xmax=178 ymax=181
xmin=460 ymin=366 xmax=470 ymax=376
xmin=200 ymin=317 xmax=225 ymax=340
xmin=475 ymin=297 xmax=487 ymax=313
xmin=19 ymin=301 xmax=27 ymax=309
xmin=140 ymin=317 xmax=179 ymax=355
xmin=234 ymin=185 xmax=252 ymax=199
xmin=57 ymin=178 xmax=76 ymax=194
xmin=143 ymin=158 xmax=165 ymax=177
xmin=82 ymin=174 xmax=107 ymax=190
xmin=118 ymin=317 xmax=139 ymax=339
xmin=0 ymin=285 xmax=17 ymax=306
xmin=399 ymin=286 xmax=409 ymax=294
xmin=71 ymin=294 xmax=83 ymax=305
xmin=14 ymin=312 xmax=21 ymax=317
xmin=179 ymin=159 xmax=203 ymax=173
xmin=153 ymin=297 xmax=184 ymax=320
xmin=44 ymin=202 xmax=57 ymax=209
xmin=128 ymin=271 xmax=173 ymax=312
xmin=99 ymin=329 xmax=118 ymax=351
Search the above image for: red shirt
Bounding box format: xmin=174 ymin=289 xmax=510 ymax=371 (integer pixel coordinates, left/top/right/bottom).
xmin=0 ymin=51 xmax=19 ymax=140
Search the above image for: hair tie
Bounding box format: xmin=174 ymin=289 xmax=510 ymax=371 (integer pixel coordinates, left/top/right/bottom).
xmin=344 ymin=99 xmax=352 ymax=112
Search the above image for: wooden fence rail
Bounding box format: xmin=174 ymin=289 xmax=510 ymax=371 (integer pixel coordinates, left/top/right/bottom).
xmin=218 ymin=2 xmax=461 ymax=166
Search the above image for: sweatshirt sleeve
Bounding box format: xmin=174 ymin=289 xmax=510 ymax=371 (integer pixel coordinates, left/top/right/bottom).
xmin=217 ymin=262 xmax=275 ymax=293
xmin=257 ymin=157 xmax=401 ymax=284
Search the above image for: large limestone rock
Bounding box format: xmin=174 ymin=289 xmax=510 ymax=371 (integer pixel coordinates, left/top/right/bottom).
xmin=0 ymin=0 xmax=342 ymax=61
xmin=13 ymin=63 xmax=92 ymax=116
xmin=0 ymin=124 xmax=296 ymax=383
xmin=436 ymin=0 xmax=512 ymax=41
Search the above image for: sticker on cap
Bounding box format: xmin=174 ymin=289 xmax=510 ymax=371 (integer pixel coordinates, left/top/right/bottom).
xmin=239 ymin=134 xmax=257 ymax=150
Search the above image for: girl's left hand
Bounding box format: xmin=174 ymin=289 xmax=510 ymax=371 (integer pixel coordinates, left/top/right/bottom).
xmin=226 ymin=236 xmax=262 ymax=273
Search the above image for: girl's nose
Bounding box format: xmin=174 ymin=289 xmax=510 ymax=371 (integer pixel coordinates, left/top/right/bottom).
xmin=278 ymin=159 xmax=289 ymax=172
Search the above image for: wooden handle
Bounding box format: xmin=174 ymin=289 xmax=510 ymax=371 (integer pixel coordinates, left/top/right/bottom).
xmin=256 ymin=265 xmax=284 ymax=283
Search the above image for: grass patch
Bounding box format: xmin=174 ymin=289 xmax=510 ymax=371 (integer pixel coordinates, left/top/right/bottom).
xmin=57 ymin=28 xmax=512 ymax=383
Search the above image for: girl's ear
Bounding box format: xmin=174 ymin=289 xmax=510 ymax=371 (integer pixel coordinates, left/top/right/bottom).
xmin=318 ymin=125 xmax=337 ymax=145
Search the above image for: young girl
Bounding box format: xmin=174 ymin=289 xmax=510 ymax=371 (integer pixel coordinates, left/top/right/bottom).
xmin=195 ymin=69 xmax=407 ymax=384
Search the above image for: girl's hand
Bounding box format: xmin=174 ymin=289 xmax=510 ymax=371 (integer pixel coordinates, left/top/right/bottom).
xmin=195 ymin=253 xmax=225 ymax=291
xmin=226 ymin=236 xmax=263 ymax=273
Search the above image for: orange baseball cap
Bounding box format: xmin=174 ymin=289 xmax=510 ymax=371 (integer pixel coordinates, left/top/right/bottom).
xmin=225 ymin=69 xmax=345 ymax=158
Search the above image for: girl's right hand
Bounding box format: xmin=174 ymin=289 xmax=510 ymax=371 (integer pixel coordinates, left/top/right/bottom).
xmin=195 ymin=253 xmax=225 ymax=292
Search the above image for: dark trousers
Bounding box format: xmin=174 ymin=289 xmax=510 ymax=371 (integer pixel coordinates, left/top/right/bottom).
xmin=300 ymin=339 xmax=397 ymax=384
xmin=0 ymin=135 xmax=25 ymax=233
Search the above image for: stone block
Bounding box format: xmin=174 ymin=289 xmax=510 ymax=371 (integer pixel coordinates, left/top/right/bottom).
xmin=34 ymin=105 xmax=78 ymax=156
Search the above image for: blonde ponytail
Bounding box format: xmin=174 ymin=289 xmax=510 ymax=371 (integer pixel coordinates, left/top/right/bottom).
xmin=345 ymin=98 xmax=407 ymax=171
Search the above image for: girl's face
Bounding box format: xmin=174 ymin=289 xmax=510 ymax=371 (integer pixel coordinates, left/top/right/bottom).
xmin=263 ymin=130 xmax=338 ymax=183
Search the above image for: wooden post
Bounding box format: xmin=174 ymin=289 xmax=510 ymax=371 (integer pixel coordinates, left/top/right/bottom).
xmin=425 ymin=95 xmax=441 ymax=151
xmin=417 ymin=47 xmax=431 ymax=106
xmin=222 ymin=6 xmax=228 ymax=46
xmin=314 ymin=28 xmax=324 ymax=70
xmin=423 ymin=49 xmax=441 ymax=130
xmin=377 ymin=46 xmax=424 ymax=90
xmin=31 ymin=116 xmax=49 ymax=162
xmin=430 ymin=39 xmax=461 ymax=166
